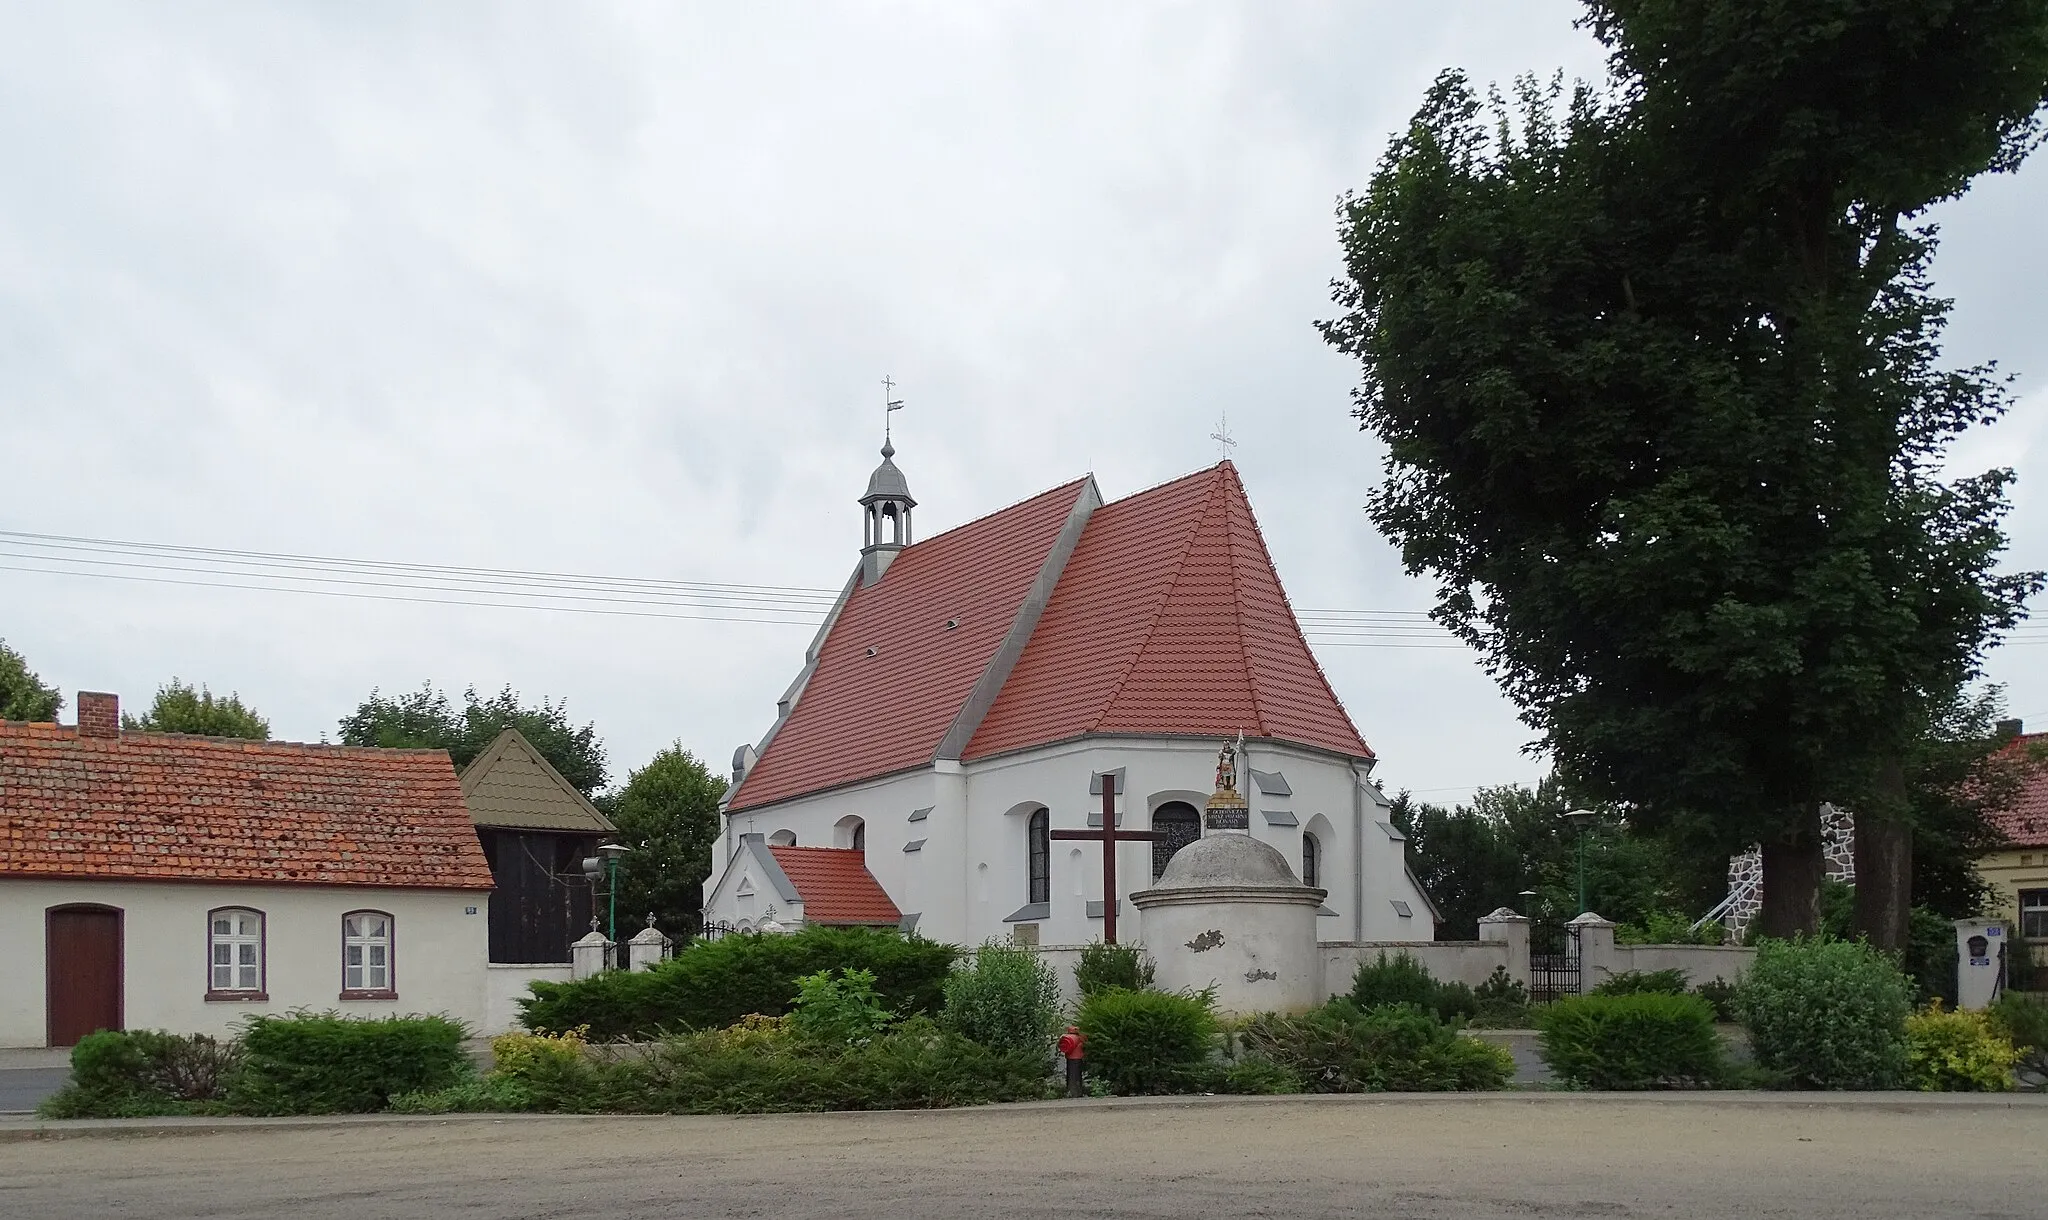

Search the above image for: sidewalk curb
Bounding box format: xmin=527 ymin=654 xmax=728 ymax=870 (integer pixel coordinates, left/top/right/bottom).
xmin=4 ymin=1089 xmax=2043 ymax=1141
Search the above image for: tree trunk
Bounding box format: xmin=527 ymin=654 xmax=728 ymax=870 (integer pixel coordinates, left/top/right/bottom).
xmin=1852 ymin=760 xmax=1913 ymax=952
xmin=1756 ymin=808 xmax=1825 ymax=939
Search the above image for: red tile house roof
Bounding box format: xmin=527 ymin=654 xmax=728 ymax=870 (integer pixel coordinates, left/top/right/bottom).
xmin=767 ymin=845 xmax=902 ymax=925
xmin=727 ymin=462 xmax=1370 ymax=811
xmin=1989 ymin=731 xmax=2048 ymax=849
xmin=0 ymin=721 xmax=495 ymax=889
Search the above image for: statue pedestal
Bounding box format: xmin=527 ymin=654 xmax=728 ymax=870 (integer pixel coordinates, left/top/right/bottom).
xmin=1132 ymin=834 xmax=1325 ymax=1016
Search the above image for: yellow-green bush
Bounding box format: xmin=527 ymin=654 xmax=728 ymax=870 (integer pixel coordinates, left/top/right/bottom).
xmin=1904 ymin=1002 xmax=2017 ymax=1092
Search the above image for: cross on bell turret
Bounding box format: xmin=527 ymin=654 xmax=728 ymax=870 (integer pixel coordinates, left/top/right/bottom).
xmin=860 ymin=377 xmax=916 ymax=586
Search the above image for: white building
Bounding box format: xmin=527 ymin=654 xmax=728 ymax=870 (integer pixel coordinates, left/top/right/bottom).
xmin=0 ymin=692 xmax=494 ymax=1048
xmin=704 ymin=448 xmax=1434 ymax=948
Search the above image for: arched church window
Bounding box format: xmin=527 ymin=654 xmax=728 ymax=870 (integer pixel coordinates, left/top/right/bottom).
xmin=1302 ymin=831 xmax=1321 ymax=889
xmin=1151 ymin=802 xmax=1201 ymax=880
xmin=768 ymin=829 xmax=796 ymax=847
xmin=852 ymin=822 xmax=865 ymax=852
xmin=1027 ymin=808 xmax=1050 ymax=905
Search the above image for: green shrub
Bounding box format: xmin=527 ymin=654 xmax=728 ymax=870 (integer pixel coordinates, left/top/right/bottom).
xmin=1904 ymin=1002 xmax=2017 ymax=1092
xmin=1074 ymin=941 xmax=1155 ymax=998
xmin=1737 ymin=937 xmax=1911 ymax=1089
xmin=1188 ymin=1056 xmax=1303 ymax=1094
xmin=37 ymin=1030 xmax=244 ymax=1119
xmin=790 ymin=968 xmax=895 ymax=1045
xmin=1616 ymin=911 xmax=1725 ymax=946
xmin=1242 ymin=1000 xmax=1513 ymax=1092
xmin=1469 ymin=966 xmax=1532 ymax=1029
xmin=1693 ymin=978 xmax=1740 ymax=1023
xmin=621 ymin=1017 xmax=1048 ymax=1113
xmin=1536 ymin=992 xmax=1723 ymax=1089
xmin=1076 ymin=988 xmax=1216 ymax=1094
xmin=1350 ymin=952 xmax=1439 ymax=1010
xmin=519 ymin=926 xmax=957 ymax=1039
xmin=940 ymin=942 xmax=1062 ymax=1059
xmin=1988 ymin=992 xmax=2048 ymax=1076
xmin=229 ymin=1012 xmax=470 ymax=1115
xmin=1592 ymin=968 xmax=1691 ymax=997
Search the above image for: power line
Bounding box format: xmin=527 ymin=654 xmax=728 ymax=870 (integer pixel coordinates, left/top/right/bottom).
xmin=5 ymin=528 xmax=2045 ymax=650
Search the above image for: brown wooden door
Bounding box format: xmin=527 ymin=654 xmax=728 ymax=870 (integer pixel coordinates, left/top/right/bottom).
xmin=46 ymin=906 xmax=123 ymax=1047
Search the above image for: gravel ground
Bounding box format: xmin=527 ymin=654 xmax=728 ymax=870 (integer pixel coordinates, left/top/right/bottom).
xmin=1 ymin=1095 xmax=2041 ymax=1219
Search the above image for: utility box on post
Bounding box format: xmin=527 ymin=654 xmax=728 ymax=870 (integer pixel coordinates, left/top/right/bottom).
xmin=1953 ymin=918 xmax=2008 ymax=1011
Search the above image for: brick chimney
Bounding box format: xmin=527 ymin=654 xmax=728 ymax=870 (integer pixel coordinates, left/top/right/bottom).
xmin=77 ymin=691 xmax=120 ymax=738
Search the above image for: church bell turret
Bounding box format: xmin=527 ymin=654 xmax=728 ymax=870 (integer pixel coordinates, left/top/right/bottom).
xmin=859 ymin=379 xmax=916 ymax=586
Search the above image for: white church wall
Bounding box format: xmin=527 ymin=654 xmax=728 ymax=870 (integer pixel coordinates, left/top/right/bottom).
xmin=709 ymin=770 xmax=939 ymax=928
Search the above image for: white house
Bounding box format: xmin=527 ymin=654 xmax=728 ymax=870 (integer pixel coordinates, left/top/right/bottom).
xmin=0 ymin=692 xmax=494 ymax=1048
xmin=704 ymin=447 xmax=1436 ymax=948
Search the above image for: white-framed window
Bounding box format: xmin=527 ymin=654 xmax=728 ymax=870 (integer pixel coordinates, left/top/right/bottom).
xmin=2021 ymin=889 xmax=2048 ymax=941
xmin=342 ymin=910 xmax=394 ymax=995
xmin=208 ymin=907 xmax=264 ymax=996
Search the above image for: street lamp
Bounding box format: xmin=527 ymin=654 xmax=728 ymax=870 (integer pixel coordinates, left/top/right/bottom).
xmin=595 ymin=842 xmax=630 ymax=946
xmin=1561 ymin=810 xmax=1597 ymax=916
xmin=1518 ymin=888 xmax=1539 ymax=918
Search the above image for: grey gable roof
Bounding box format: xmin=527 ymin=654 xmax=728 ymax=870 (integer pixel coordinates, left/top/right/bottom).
xmin=458 ymin=728 xmax=617 ymax=835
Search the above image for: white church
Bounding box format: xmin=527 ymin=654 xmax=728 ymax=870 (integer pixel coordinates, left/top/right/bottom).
xmin=702 ymin=440 xmax=1436 ymax=949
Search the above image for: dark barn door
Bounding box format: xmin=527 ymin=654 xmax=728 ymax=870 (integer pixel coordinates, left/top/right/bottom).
xmin=478 ymin=829 xmax=597 ymax=963
xmin=46 ymin=905 xmax=123 ymax=1047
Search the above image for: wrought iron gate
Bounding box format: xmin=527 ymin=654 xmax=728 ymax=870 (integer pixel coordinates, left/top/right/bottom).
xmin=1528 ymin=922 xmax=1581 ymax=1003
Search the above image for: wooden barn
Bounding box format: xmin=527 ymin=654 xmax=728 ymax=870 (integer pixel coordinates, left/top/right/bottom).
xmin=458 ymin=729 xmax=615 ymax=964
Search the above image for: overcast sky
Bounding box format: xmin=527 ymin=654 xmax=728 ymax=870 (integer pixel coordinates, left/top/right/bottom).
xmin=4 ymin=2 xmax=2045 ymax=803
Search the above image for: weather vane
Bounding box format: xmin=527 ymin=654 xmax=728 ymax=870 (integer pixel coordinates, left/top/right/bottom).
xmin=882 ymin=375 xmax=905 ymax=449
xmin=1210 ymin=412 xmax=1237 ymax=460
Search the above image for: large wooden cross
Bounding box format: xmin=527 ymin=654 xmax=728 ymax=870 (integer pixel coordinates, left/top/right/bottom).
xmin=1049 ymin=776 xmax=1160 ymax=944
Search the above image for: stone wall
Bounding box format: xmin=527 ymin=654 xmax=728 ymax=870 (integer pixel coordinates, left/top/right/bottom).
xmin=1320 ymin=941 xmax=1510 ymax=993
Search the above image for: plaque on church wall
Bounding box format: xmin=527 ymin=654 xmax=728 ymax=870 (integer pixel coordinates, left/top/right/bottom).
xmin=1011 ymin=923 xmax=1040 ymax=947
xmin=1205 ymin=808 xmax=1250 ymax=831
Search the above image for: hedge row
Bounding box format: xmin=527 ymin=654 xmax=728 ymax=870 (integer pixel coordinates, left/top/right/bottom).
xmin=518 ymin=926 xmax=958 ymax=1039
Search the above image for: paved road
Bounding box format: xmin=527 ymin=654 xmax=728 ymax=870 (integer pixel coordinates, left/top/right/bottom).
xmin=2 ymin=1096 xmax=2042 ymax=1218
xmin=0 ymin=1070 xmax=67 ymax=1115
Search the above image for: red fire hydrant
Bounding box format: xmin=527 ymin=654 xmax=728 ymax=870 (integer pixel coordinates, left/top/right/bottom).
xmin=1058 ymin=1025 xmax=1086 ymax=1098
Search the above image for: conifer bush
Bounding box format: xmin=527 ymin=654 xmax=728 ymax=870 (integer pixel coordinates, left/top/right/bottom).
xmin=1073 ymin=941 xmax=1155 ymax=998
xmin=518 ymin=926 xmax=957 ymax=1039
xmin=1536 ymin=992 xmax=1723 ymax=1089
xmin=940 ymin=942 xmax=1063 ymax=1059
xmin=229 ymin=1012 xmax=470 ymax=1115
xmin=1736 ymin=937 xmax=1912 ymax=1089
xmin=1241 ymin=999 xmax=1512 ymax=1092
xmin=1076 ymin=988 xmax=1216 ymax=1094
xmin=37 ymin=1030 xmax=241 ymax=1118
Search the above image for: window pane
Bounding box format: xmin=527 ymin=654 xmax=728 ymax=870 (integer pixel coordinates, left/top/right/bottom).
xmin=347 ymin=945 xmax=363 ymax=966
xmin=237 ymin=914 xmax=256 ymax=935
xmin=213 ymin=918 xmax=231 ymax=935
xmin=239 ymin=943 xmax=257 ymax=966
xmin=369 ymin=964 xmax=387 ymax=988
xmin=369 ymin=945 xmax=386 ymax=967
xmin=2024 ymin=909 xmax=2048 ymax=940
xmin=345 ymin=915 xmax=362 ymax=938
xmin=214 ymin=944 xmax=232 ymax=965
xmin=239 ymin=965 xmax=257 ymax=990
xmin=214 ymin=965 xmax=231 ymax=988
xmin=346 ymin=965 xmax=363 ymax=989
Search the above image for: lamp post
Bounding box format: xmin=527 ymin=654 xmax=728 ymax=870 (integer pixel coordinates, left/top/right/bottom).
xmin=1561 ymin=810 xmax=1597 ymax=916
xmin=596 ymin=842 xmax=630 ymax=947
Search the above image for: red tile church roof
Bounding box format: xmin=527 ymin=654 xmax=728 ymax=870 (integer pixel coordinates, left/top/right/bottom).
xmin=1988 ymin=732 xmax=2048 ymax=849
xmin=967 ymin=463 xmax=1369 ymax=760
xmin=767 ymin=846 xmax=902 ymax=925
xmin=0 ymin=721 xmax=494 ymax=889
xmin=727 ymin=461 xmax=1370 ymax=812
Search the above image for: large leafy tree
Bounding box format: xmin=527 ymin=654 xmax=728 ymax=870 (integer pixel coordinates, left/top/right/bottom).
xmin=337 ymin=683 xmax=607 ymax=794
xmin=1323 ymin=2 xmax=2048 ymax=943
xmin=122 ymin=679 xmax=269 ymax=739
xmin=0 ymin=638 xmax=62 ymax=722
xmin=594 ymin=745 xmax=726 ymax=939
